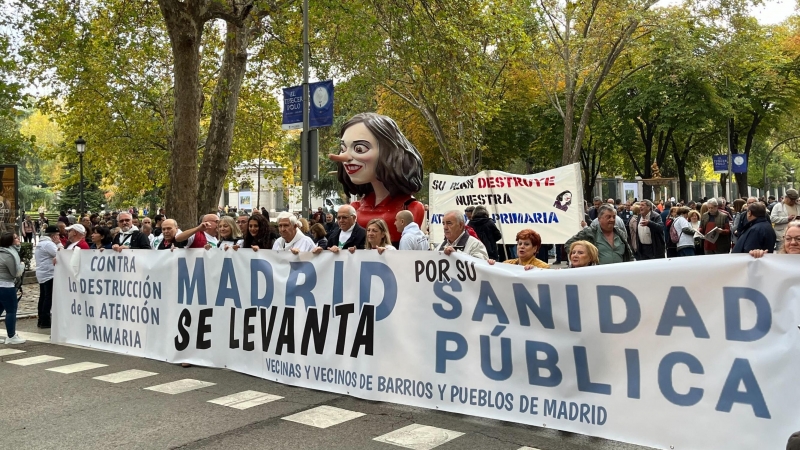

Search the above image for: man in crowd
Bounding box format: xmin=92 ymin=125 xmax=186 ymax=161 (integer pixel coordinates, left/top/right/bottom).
xmin=767 ymin=195 xmax=777 ymax=213
xmin=587 ymin=196 xmax=603 ymax=220
xmin=771 ymin=188 xmax=798 ymax=251
xmin=35 ymin=225 xmax=60 ymax=329
xmin=57 ymin=221 xmax=68 ymax=247
xmin=66 ymin=209 xmax=76 ymax=225
xmin=273 ymin=212 xmax=315 ymax=253
xmin=566 ymin=204 xmax=632 ymax=264
xmin=236 ymin=214 xmax=249 ymax=236
xmin=464 ymin=206 xmax=475 ymax=225
xmin=175 ymin=213 xmax=219 ymax=248
xmin=437 ymin=210 xmax=488 ymax=260
xmin=633 ymin=200 xmax=665 ymax=260
xmin=112 ymin=212 xmax=151 ymax=251
xmin=328 ymin=205 xmax=365 ymax=250
xmin=395 ymin=210 xmax=429 ymax=250
xmin=700 ymin=198 xmax=731 ymax=254
xmin=153 ymin=219 xmax=179 ymax=250
xmin=618 ymin=202 xmax=633 ymax=228
xmin=732 ymin=202 xmax=776 ymax=254
xmin=323 ymin=213 xmax=338 ymax=237
xmin=152 ymin=214 xmax=164 ymax=237
xmin=65 ymin=224 xmax=89 ymax=249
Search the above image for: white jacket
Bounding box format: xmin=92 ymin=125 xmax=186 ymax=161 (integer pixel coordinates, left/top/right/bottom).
xmin=770 ymin=201 xmax=798 ymax=240
xmin=438 ymin=232 xmax=489 ymax=260
xmin=399 ymin=222 xmax=429 ymax=250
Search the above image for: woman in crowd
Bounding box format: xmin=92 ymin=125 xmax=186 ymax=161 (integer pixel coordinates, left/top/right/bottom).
xmin=216 ymin=215 xmax=243 ymax=250
xmin=298 ymin=218 xmax=311 ymax=237
xmin=731 ymin=199 xmax=746 ymax=245
xmin=90 ymin=226 xmax=113 ymax=249
xmin=567 ymin=240 xmax=599 ymax=268
xmin=750 ymin=220 xmax=800 ymax=257
xmin=0 ymin=232 xmax=25 ymax=344
xmin=468 ymin=205 xmax=502 ymax=260
xmin=687 ymin=210 xmax=704 ymax=256
xmin=351 ymin=218 xmax=394 ymax=254
xmin=672 ymin=207 xmax=696 ymax=257
xmin=488 ymin=229 xmax=549 ymax=270
xmin=628 ymin=203 xmax=640 ymax=255
xmin=22 ymin=215 xmax=35 ymax=243
xmin=242 ymin=214 xmax=273 ymax=251
xmin=310 ymin=223 xmax=328 ymax=250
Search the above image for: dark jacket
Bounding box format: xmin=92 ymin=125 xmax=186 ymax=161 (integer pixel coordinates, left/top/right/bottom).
xmin=112 ymin=230 xmax=151 ymax=249
xmin=732 ymin=217 xmax=776 ymax=253
xmin=467 ymin=217 xmax=502 ymax=260
xmin=328 ymin=223 xmax=366 ymax=249
xmin=324 ymin=221 xmax=339 ymax=238
xmin=660 ymin=208 xmax=671 ymax=243
xmin=565 ymin=224 xmax=634 ymax=264
xmin=635 ymin=211 xmax=665 ymax=259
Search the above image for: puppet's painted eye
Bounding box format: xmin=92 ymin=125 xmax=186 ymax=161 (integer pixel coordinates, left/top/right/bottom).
xmin=354 ymin=144 xmax=369 ymax=154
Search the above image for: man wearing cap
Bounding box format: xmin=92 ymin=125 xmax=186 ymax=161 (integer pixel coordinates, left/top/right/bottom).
xmin=35 ymin=225 xmax=61 ymax=328
xmin=65 ymin=224 xmax=90 ymax=249
xmin=771 ymin=188 xmax=799 ymax=251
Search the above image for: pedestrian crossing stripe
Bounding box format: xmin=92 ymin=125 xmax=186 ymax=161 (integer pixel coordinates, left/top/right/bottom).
xmin=93 ymin=369 xmax=158 ymax=383
xmin=47 ymin=362 xmax=108 ymax=374
xmin=373 ymin=424 xmax=465 ymax=450
xmin=0 ymin=349 xmax=25 ymax=357
xmin=281 ymin=405 xmax=365 ymax=429
xmin=208 ymin=390 xmax=283 ymax=410
xmin=7 ymin=355 xmax=64 ymax=366
xmin=21 ymin=332 xmax=51 ymax=343
xmin=145 ymin=379 xmax=215 ymax=394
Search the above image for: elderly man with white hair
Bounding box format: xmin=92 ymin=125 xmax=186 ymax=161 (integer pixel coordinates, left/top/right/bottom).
xmin=273 ymin=212 xmax=315 ymax=254
xmin=436 ymin=210 xmax=488 ymax=260
xmin=112 ymin=212 xmax=151 ymax=251
xmin=700 ymin=198 xmax=731 ymax=254
xmin=324 ymin=205 xmax=366 ymax=253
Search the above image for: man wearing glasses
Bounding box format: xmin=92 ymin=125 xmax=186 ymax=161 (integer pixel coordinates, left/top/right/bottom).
xmin=326 ymin=205 xmax=366 ymax=252
xmin=112 ymin=212 xmax=152 ymax=251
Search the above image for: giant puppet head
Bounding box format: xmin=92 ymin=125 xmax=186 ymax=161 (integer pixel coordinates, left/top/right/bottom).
xmin=329 ymin=113 xmax=423 ymax=198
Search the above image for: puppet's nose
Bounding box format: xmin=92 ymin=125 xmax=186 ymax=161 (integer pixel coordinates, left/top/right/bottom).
xmin=328 ymin=153 xmax=349 ymax=163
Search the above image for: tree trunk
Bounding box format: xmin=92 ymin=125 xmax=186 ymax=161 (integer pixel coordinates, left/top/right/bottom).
xmin=197 ymin=20 xmax=251 ymax=216
xmin=159 ymin=0 xmax=203 ymax=228
xmin=732 ymin=114 xmax=762 ymax=199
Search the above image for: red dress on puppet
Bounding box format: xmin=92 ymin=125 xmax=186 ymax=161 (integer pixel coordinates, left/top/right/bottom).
xmin=352 ymin=192 xmax=424 ymax=244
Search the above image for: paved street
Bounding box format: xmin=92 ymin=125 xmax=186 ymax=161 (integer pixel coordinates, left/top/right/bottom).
xmin=0 ymin=318 xmax=652 ymax=450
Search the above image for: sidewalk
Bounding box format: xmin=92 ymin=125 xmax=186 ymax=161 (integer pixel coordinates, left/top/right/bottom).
xmin=0 ymin=282 xmax=40 ymax=320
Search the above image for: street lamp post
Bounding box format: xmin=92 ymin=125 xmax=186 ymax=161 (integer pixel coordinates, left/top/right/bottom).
xmin=75 ymin=136 xmax=86 ymax=213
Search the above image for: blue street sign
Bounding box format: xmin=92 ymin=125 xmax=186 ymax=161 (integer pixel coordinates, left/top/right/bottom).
xmin=281 ymin=80 xmax=334 ymax=130
xmin=732 ymin=154 xmax=748 ymax=173
xmin=712 ymin=155 xmax=728 ymax=173
xmin=309 ymin=80 xmax=334 ymax=129
xmin=712 ymin=154 xmax=748 ymax=174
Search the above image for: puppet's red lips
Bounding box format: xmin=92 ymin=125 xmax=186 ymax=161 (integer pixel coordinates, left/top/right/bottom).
xmin=344 ymin=164 xmax=362 ymax=174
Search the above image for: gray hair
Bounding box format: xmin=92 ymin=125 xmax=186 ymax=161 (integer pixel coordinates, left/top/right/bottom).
xmin=640 ymin=200 xmax=655 ymax=211
xmin=339 ymin=204 xmax=357 ymax=218
xmin=706 ymin=198 xmax=719 ymax=207
xmin=443 ymin=210 xmax=465 ymax=226
xmin=597 ymin=204 xmax=617 ymax=218
xmin=276 ymin=211 xmax=299 ymax=227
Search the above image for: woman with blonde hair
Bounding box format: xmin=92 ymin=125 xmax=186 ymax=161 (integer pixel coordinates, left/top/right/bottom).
xmin=568 ymin=240 xmax=599 ymax=268
xmin=351 ymin=218 xmax=395 ymax=254
xmin=298 ymin=218 xmax=311 ymax=237
xmin=750 ymin=220 xmax=800 ymax=258
xmin=217 ymin=215 xmax=243 ymax=249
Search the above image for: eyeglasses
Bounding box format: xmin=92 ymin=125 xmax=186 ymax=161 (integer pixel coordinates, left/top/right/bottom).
xmin=337 ymin=215 xmax=352 ymax=220
xmin=785 ymin=236 xmax=800 ymax=244
xmin=118 ymin=219 xmax=131 ymax=222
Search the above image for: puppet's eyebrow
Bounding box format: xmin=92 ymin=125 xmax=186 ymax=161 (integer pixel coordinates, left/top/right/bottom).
xmin=340 ymin=139 xmax=373 ymax=148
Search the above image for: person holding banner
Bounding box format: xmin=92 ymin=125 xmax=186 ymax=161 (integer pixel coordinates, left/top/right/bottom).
xmin=349 ymin=218 xmax=395 ymax=255
xmin=324 ymin=205 xmax=366 ymax=253
xmin=565 ymin=204 xmax=632 ymax=265
xmin=242 ymin=214 xmax=274 ymax=251
xmin=273 ymin=212 xmax=315 ymax=254
xmin=329 ymin=113 xmax=425 ymax=244
xmin=487 ymin=229 xmax=549 ymax=270
xmin=437 ymin=210 xmax=489 ymax=260
xmin=750 ymin=220 xmax=800 ymax=258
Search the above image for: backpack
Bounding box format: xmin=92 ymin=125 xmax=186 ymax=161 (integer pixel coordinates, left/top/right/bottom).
xmin=668 ymin=218 xmax=680 ymax=243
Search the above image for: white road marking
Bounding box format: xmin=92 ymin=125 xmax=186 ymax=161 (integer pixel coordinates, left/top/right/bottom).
xmin=145 ymin=379 xmax=215 ymax=394
xmin=0 ymin=349 xmax=25 ymax=356
xmin=7 ymin=355 xmax=64 ymax=366
xmin=373 ymin=424 xmax=465 ymax=450
xmin=281 ymin=405 xmax=365 ymax=429
xmin=93 ymin=369 xmax=158 ymax=383
xmin=47 ymin=362 xmax=108 ymax=374
xmin=20 ymin=332 xmax=51 ymax=343
xmin=208 ymin=390 xmax=283 ymax=410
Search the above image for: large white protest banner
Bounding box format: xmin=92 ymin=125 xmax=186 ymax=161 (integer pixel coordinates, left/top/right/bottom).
xmin=53 ymin=249 xmax=800 ymax=450
xmin=428 ymin=163 xmax=584 ymax=245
